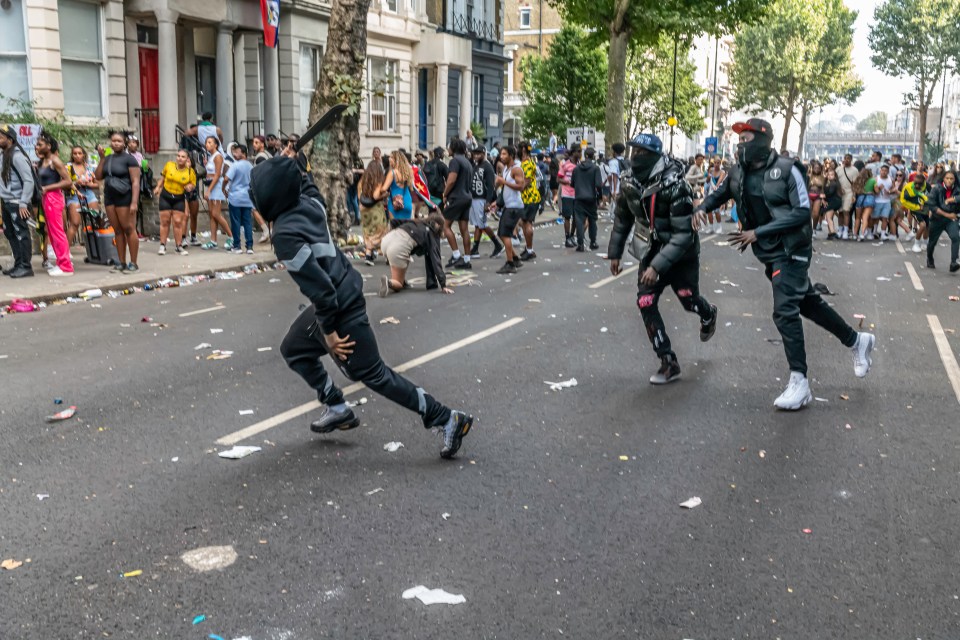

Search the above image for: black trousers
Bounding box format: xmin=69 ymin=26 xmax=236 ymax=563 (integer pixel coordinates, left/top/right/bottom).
xmin=2 ymin=202 xmax=33 ymax=270
xmin=927 ymin=216 xmax=960 ymax=264
xmin=764 ymin=259 xmax=857 ymax=376
xmin=280 ymin=305 xmax=451 ymax=429
xmin=637 ymin=257 xmax=714 ymax=359
xmin=574 ymin=199 xmax=598 ymax=247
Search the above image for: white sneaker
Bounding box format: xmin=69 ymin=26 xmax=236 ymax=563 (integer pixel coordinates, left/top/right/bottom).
xmin=46 ymin=245 xmax=56 ymax=260
xmin=714 ymin=223 xmax=723 ymax=234
xmin=912 ymin=241 xmax=922 ymax=253
xmin=176 ymin=247 xmax=188 ymax=256
xmin=904 ymin=231 xmax=916 ymax=241
xmin=158 ymin=244 xmax=166 ymax=255
xmin=258 ymin=232 xmax=271 ymax=244
xmin=851 ymin=332 xmax=875 ymax=378
xmin=774 ymin=372 xmax=813 ymax=411
xmin=841 ymin=227 xmax=849 ymax=240
xmin=47 ymin=266 xmax=73 ymax=277
xmin=879 ymin=231 xmax=889 ymax=241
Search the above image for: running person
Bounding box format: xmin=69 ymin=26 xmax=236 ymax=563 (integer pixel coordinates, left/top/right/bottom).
xmin=901 ymin=172 xmax=929 ymax=253
xmin=609 ymin=133 xmax=718 ymax=384
xmin=925 ymin=170 xmax=960 ymax=271
xmin=696 ymin=119 xmax=875 ymax=410
xmin=251 ymin=154 xmax=473 ymax=459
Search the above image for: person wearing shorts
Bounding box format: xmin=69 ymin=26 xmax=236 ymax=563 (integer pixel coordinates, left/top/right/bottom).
xmin=65 ymin=146 xmax=99 ymax=244
xmin=495 ymin=145 xmax=527 ymax=274
xmin=517 ymin=141 xmax=542 ymax=260
xmin=467 ymin=146 xmax=504 ymax=258
xmin=154 ymin=150 xmax=195 ymax=255
xmin=871 ymin=165 xmax=894 ymax=240
xmin=378 ymin=213 xmax=453 ymax=296
xmin=441 ymin=138 xmax=474 ymax=268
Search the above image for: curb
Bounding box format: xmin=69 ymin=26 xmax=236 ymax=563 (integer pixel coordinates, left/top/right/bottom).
xmin=0 ymin=259 xmax=280 ymax=308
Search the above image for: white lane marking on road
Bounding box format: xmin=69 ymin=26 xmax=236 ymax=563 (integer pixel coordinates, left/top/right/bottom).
xmin=895 ymin=239 xmax=906 ymax=255
xmin=589 ymin=265 xmax=639 ymax=289
xmin=179 ymin=305 xmax=226 ymax=318
xmin=927 ymin=314 xmax=960 ymax=406
xmin=215 ymin=316 xmax=526 ymax=445
xmin=904 ymin=261 xmax=924 ymax=291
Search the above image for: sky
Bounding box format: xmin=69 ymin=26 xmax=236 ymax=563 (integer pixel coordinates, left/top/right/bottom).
xmin=835 ymin=0 xmax=906 ymax=122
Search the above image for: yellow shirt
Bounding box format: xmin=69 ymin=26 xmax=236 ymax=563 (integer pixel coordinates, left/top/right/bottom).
xmin=161 ymin=162 xmax=196 ymax=196
xmin=521 ymin=158 xmax=541 ymax=205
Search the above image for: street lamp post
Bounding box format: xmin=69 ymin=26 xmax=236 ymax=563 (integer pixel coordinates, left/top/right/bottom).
xmin=670 ymin=39 xmax=678 ymax=154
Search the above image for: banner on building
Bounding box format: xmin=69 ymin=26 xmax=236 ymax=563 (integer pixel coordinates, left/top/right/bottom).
xmin=260 ymin=0 xmax=280 ymax=48
xmin=16 ymin=124 xmax=42 ymax=161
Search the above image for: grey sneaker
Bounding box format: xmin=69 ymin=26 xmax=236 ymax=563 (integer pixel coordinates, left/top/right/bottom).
xmin=378 ymin=274 xmax=391 ymax=298
xmin=438 ymin=411 xmax=473 ymax=459
xmin=310 ymin=405 xmax=360 ymax=434
xmin=851 ymin=332 xmax=875 ymax=378
xmin=649 ymin=355 xmax=681 ymax=385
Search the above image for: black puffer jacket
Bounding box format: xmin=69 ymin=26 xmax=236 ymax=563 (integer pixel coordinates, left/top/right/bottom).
xmin=926 ymin=183 xmax=960 ymax=216
xmin=608 ymin=155 xmax=698 ymax=274
xmin=251 ymin=156 xmax=365 ymax=334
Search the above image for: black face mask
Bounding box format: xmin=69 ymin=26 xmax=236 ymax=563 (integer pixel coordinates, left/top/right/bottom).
xmin=737 ymin=136 xmax=772 ymax=166
xmin=631 ymin=152 xmax=660 ymax=182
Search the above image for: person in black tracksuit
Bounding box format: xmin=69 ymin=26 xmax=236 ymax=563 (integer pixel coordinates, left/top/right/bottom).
xmin=608 ymin=133 xmax=718 ymax=385
xmin=571 ymin=147 xmax=603 ymax=251
xmin=696 ymin=118 xmax=875 ymax=411
xmin=249 ymin=155 xmax=473 ymax=458
xmin=924 ymin=170 xmax=960 ymax=271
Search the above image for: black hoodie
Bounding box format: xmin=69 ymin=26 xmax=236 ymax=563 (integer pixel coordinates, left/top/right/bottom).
xmin=571 ymin=159 xmax=603 ymax=202
xmin=251 ymin=157 xmax=365 ymax=334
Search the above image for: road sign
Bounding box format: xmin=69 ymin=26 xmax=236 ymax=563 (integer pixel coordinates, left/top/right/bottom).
xmin=705 ymin=137 xmax=718 ymax=155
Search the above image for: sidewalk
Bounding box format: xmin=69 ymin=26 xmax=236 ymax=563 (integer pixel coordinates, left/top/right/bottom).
xmin=0 ymin=238 xmax=278 ymax=306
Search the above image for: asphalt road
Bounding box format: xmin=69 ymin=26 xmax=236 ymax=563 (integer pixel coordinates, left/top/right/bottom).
xmin=2 ymin=217 xmax=960 ymax=639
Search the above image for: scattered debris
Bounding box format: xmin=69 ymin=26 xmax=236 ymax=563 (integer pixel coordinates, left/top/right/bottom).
xmin=218 ymin=446 xmax=261 ymax=460
xmin=365 ymin=487 xmax=384 ymax=496
xmin=239 ymin=410 xmax=254 ymax=416
xmin=141 ymin=316 xmax=153 ymax=323
xmin=383 ymin=442 xmax=404 ymax=453
xmin=122 ymin=569 xmax=142 ymax=578
xmin=679 ymin=497 xmax=702 ymax=509
xmin=345 ymin=397 xmax=368 ymax=408
xmin=544 ymin=378 xmax=578 ymax=391
xmin=379 ymin=316 xmax=401 ymax=325
xmin=181 ymin=545 xmax=238 ymax=572
xmin=876 ymin=276 xmax=891 ymax=282
xmin=950 ymin=296 xmax=960 ymax=302
xmin=257 ymin=347 xmax=272 ymax=352
xmin=765 ymin=338 xmax=782 ymax=345
xmin=801 ymin=528 xmax=813 ymax=535
xmin=1 ymin=559 xmax=23 ymax=570
xmin=402 ymin=585 xmax=466 ymax=605
xmin=600 ymin=327 xmax=608 ymax=333
xmin=618 ymin=455 xmax=629 ymax=461
xmin=192 ymin=615 xmax=206 ymax=625
xmin=209 ymin=328 xmax=224 ymax=334
xmin=821 ymin=252 xmax=842 ymax=258
xmin=527 ymin=298 xmax=542 ymax=303
xmin=441 ymin=513 xmax=451 ymax=520
xmin=719 ymin=280 xmax=739 ymax=287
xmin=206 ymin=350 xmax=233 ymax=360
xmin=36 ymin=494 xmax=49 ymax=501
xmin=45 ymin=406 xmax=76 ymax=423
xmin=758 ymin=450 xmax=766 ymax=459
xmin=840 ymin=394 xmax=849 ymax=401
xmin=814 ymin=397 xmax=828 ymax=402
xmin=53 ymin=398 xmax=63 ymax=405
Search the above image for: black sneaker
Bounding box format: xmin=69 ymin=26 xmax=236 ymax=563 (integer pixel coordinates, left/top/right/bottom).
xmin=564 ymin=237 xmax=576 ymax=248
xmin=497 ymin=261 xmax=517 ymax=274
xmin=364 ymin=253 xmax=375 ymax=267
xmin=439 ymin=411 xmax=473 ymax=459
xmin=951 ymin=262 xmax=960 ymax=273
xmin=445 ymin=256 xmax=459 ymax=268
xmin=927 ymin=258 xmax=936 ymax=269
xmin=589 ymin=242 xmax=599 ymax=251
xmin=700 ymin=304 xmax=718 ymax=342
xmin=469 ymin=244 xmax=480 ymax=257
xmin=649 ymin=355 xmax=681 ymax=385
xmin=489 ymin=242 xmax=505 ymax=259
xmin=520 ymin=249 xmax=537 ymax=261
xmin=512 ymin=256 xmax=523 ymax=268
xmin=575 ymin=245 xmax=585 ymax=252
xmin=458 ymin=259 xmax=473 ymax=270
xmin=8 ymin=266 xmax=34 ymax=278
xmin=310 ymin=405 xmax=360 ymax=434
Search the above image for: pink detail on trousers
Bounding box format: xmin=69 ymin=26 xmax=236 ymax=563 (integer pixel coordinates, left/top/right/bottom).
xmin=677 ymin=288 xmax=692 ymax=297
xmin=43 ymin=189 xmax=73 ymax=273
xmin=638 ymin=294 xmax=655 ymax=308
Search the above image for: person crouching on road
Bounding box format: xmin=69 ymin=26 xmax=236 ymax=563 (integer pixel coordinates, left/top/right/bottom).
xmin=696 ymin=118 xmax=875 ymax=411
xmin=251 ymin=154 xmax=472 ymax=459
xmin=608 ymin=133 xmax=718 ymax=385
xmin=378 ymin=213 xmax=454 ymax=297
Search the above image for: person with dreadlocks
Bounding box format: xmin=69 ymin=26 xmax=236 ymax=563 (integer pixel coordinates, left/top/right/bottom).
xmin=0 ymin=124 xmax=37 ymax=277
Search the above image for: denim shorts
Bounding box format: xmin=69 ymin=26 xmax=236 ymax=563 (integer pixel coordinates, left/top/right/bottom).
xmin=66 ymin=187 xmax=99 ymax=207
xmin=872 ymin=201 xmax=892 ymax=219
xmin=855 ymin=194 xmax=875 ymax=209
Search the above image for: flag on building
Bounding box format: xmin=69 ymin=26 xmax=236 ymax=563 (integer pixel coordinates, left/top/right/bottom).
xmin=260 ymin=0 xmax=280 ymax=48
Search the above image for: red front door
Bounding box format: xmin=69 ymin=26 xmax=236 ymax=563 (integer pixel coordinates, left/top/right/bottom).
xmin=138 ymin=47 xmax=160 ymax=153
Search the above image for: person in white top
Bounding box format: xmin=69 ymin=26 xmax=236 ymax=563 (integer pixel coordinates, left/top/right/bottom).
xmin=494 ymin=145 xmax=527 ymax=275
xmin=871 ymin=164 xmax=899 ymax=242
xmin=836 ymin=154 xmax=858 ymax=240
xmin=607 ymin=142 xmax=625 ymax=208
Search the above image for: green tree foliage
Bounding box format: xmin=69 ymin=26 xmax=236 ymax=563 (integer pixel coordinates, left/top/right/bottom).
xmin=729 ymin=0 xmax=861 ymax=154
xmin=869 ymin=0 xmax=960 ymax=162
xmin=550 ymin=0 xmax=771 ymax=153
xmin=519 ymin=25 xmax=607 ymax=142
xmin=857 ymin=111 xmax=888 ymax=133
xmin=624 ymin=36 xmax=705 ymax=140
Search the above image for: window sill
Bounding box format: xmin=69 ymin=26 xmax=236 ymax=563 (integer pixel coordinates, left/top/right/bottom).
xmin=366 ymin=131 xmax=402 ymax=138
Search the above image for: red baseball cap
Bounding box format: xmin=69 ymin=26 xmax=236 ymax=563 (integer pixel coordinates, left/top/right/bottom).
xmin=732 ymin=118 xmax=773 ymax=137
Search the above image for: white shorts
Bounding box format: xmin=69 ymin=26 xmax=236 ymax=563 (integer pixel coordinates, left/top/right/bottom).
xmin=470 ymin=199 xmax=488 ymax=229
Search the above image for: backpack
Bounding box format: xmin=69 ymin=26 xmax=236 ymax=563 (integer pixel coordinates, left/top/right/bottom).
xmin=424 ymin=160 xmax=445 ymax=197
xmin=617 ymin=157 xmax=628 ymax=174
xmin=535 ymin=163 xmax=545 ymax=190
xmin=10 ymin=147 xmax=43 ymax=209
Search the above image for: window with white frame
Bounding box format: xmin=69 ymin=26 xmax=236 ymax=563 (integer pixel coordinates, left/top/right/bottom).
xmin=299 ymin=44 xmax=322 ymax=130
xmin=367 ymin=58 xmax=397 ymax=132
xmin=0 ymin=0 xmax=30 ymax=103
xmin=384 ymin=0 xmax=398 ymax=12
xmin=472 ymin=74 xmax=482 ymax=125
xmin=519 ymin=7 xmax=531 ymax=29
xmin=58 ymin=0 xmax=104 ymax=117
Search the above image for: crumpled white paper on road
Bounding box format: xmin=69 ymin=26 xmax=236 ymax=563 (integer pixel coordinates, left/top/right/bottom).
xmin=544 ymin=378 xmax=578 ymax=391
xmin=218 ymin=446 xmax=261 ymax=459
xmin=402 ymin=585 xmax=466 ymax=605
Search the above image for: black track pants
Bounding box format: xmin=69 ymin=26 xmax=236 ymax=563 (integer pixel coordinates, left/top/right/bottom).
xmin=280 ymin=305 xmax=451 ymax=429
xmin=637 ymin=258 xmax=714 ymax=359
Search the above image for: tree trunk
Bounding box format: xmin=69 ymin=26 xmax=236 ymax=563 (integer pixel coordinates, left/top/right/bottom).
xmin=918 ymin=104 xmax=928 ymax=163
xmin=308 ymin=0 xmax=372 ymax=239
xmin=778 ymin=83 xmax=796 ymax=153
xmin=605 ymin=0 xmax=631 ymax=157
xmin=797 ymin=102 xmax=809 ymax=160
